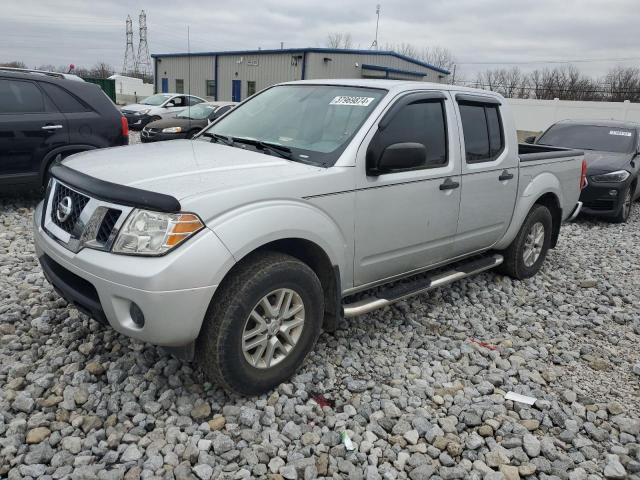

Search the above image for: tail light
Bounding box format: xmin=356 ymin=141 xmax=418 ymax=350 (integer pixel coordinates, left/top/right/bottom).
xmin=580 ymin=159 xmax=587 ymax=190
xmin=120 ymin=116 xmax=129 ymax=138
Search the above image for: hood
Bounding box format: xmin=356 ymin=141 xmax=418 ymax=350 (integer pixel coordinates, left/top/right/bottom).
xmin=145 ymin=117 xmax=207 ymax=130
xmin=61 ymin=140 xmax=326 ymax=203
xmin=583 ymin=150 xmax=634 ymax=175
xmin=121 ymin=103 xmax=152 ymax=113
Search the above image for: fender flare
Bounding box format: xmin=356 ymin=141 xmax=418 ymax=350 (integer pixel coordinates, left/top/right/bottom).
xmin=208 ymin=199 xmax=350 ymax=286
xmin=39 ymin=144 xmax=98 ymax=182
xmin=494 ymin=172 xmax=563 ymax=250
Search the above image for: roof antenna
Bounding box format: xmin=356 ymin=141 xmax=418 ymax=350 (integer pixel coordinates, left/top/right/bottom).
xmin=370 ymin=4 xmax=381 ymax=50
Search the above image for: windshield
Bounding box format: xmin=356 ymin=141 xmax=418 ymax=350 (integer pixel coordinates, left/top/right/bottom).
xmin=198 ymin=85 xmax=386 ymax=166
xmin=141 ymin=94 xmax=171 ymax=106
xmin=538 ymin=124 xmax=636 ymax=153
xmin=176 ymin=104 xmax=216 ymax=119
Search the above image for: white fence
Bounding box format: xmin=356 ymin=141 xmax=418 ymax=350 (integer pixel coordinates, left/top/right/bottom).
xmin=506 ymin=98 xmax=640 ymax=132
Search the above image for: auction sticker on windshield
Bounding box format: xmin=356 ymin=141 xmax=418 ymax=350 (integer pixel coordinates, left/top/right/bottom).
xmin=609 ymin=130 xmax=632 ymax=136
xmin=330 ymin=96 xmax=375 ymax=106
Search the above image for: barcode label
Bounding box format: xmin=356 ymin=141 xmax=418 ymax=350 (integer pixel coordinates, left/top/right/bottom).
xmin=329 ymin=96 xmax=375 ymax=106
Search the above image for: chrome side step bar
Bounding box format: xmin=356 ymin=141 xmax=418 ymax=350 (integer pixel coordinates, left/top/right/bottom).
xmin=343 ymin=253 xmax=504 ymax=318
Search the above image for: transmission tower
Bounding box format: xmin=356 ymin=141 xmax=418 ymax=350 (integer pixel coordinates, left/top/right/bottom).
xmin=122 ymin=15 xmax=137 ymax=75
xmin=135 ymin=10 xmax=152 ymax=78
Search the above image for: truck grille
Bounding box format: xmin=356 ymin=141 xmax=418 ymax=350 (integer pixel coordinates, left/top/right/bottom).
xmin=43 ymin=179 xmax=132 ymax=253
xmin=96 ymin=209 xmax=122 ymax=243
xmin=50 ymin=183 xmax=90 ymax=233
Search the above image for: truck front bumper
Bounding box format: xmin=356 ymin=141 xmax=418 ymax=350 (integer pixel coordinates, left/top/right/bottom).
xmin=33 ymin=203 xmax=234 ymax=347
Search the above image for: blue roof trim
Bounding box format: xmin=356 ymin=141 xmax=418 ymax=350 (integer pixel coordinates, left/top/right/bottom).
xmin=361 ymin=64 xmax=427 ymax=78
xmin=152 ymin=47 xmax=450 ymax=75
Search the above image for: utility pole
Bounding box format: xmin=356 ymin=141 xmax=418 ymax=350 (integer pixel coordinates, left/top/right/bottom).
xmin=135 ymin=10 xmax=152 ymax=79
xmin=370 ymin=4 xmax=381 ymax=50
xmin=122 ymin=15 xmax=136 ymax=75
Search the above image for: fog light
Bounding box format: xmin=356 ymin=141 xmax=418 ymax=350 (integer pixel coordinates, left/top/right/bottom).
xmin=130 ymin=303 xmax=145 ymax=328
xmin=609 ymin=190 xmax=618 ymax=196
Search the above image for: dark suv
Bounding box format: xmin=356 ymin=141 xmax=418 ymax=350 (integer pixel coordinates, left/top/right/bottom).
xmin=0 ymin=69 xmax=128 ymax=188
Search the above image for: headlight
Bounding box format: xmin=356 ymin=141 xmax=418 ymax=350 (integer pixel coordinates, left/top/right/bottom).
xmin=162 ymin=126 xmax=182 ymax=133
xmin=112 ymin=209 xmax=204 ymax=256
xmin=591 ymin=170 xmax=630 ymax=183
xmin=136 ymin=108 xmax=151 ymax=116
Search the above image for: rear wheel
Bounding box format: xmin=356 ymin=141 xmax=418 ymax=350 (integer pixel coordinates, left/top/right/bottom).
xmin=612 ymin=186 xmax=633 ymax=223
xmin=499 ymin=204 xmax=553 ymax=280
xmin=196 ymin=251 xmax=324 ymax=395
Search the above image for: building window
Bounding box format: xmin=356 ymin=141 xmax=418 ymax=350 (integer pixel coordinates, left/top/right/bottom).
xmin=175 ymin=79 xmax=184 ymax=93
xmin=247 ymin=81 xmax=256 ymax=97
xmin=206 ymin=80 xmax=216 ymax=98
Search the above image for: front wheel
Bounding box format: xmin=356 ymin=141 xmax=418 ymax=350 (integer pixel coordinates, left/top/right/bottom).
xmin=611 ymin=186 xmax=633 ymax=223
xmin=196 ymin=251 xmax=324 ymax=395
xmin=498 ymin=204 xmax=553 ymax=280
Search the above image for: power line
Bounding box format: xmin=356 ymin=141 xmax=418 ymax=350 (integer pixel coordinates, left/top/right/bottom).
xmin=456 ymin=56 xmax=640 ymax=66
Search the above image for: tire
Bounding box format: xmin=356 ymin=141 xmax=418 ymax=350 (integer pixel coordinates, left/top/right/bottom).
xmin=196 ymin=251 xmax=324 ymax=395
xmin=498 ymin=204 xmax=553 ymax=280
xmin=611 ymin=186 xmax=633 ymax=223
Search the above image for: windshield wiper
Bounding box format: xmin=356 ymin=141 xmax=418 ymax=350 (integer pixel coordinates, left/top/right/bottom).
xmin=202 ymin=132 xmax=235 ymax=146
xmin=231 ymin=137 xmax=293 ymax=160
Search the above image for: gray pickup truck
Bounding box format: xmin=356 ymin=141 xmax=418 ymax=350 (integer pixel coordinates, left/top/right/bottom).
xmin=33 ymin=80 xmax=584 ymax=394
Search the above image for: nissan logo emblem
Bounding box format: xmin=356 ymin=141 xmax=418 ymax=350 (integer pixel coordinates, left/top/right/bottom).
xmin=56 ymin=196 xmax=73 ymax=222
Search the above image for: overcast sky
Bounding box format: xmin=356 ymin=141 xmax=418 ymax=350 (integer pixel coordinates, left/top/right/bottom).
xmin=2 ymin=0 xmax=639 ymax=81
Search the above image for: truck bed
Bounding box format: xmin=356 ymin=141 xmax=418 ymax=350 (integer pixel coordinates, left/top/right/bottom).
xmin=519 ymin=143 xmax=583 ymax=162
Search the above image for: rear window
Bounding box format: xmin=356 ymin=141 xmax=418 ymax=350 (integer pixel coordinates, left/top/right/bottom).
xmin=459 ymin=103 xmax=504 ymax=163
xmin=0 ymin=79 xmax=46 ymax=113
xmin=538 ymin=124 xmax=636 ymax=153
xmin=40 ymin=83 xmax=90 ymax=113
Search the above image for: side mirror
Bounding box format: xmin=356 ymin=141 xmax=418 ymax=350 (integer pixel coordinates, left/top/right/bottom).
xmin=369 ymin=142 xmax=426 ymax=175
xmin=164 ymin=102 xmax=174 ymax=108
xmin=524 ymin=135 xmax=536 ymax=144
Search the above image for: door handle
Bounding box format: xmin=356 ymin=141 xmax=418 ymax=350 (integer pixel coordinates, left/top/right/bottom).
xmin=499 ymin=170 xmax=514 ymax=181
xmin=439 ymin=178 xmax=460 ymax=190
xmin=42 ymin=125 xmax=63 ymax=130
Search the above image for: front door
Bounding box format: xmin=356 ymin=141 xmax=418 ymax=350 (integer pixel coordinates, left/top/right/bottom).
xmin=161 ymin=78 xmax=168 ymax=93
xmin=454 ymin=95 xmax=518 ymax=255
xmin=354 ymin=92 xmax=462 ymax=286
xmin=232 ymin=80 xmax=241 ymax=102
xmin=0 ymin=78 xmax=68 ymax=182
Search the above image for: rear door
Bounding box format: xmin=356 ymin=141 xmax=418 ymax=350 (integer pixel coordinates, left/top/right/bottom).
xmin=0 ymin=77 xmax=68 ymax=181
xmin=40 ymin=82 xmax=107 ymax=147
xmin=454 ymin=94 xmax=518 ymax=255
xmin=354 ymin=92 xmax=462 ymax=286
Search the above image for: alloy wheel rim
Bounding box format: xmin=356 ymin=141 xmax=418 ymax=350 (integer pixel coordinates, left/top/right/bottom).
xmin=523 ymin=221 xmax=545 ymax=267
xmin=242 ymin=288 xmax=305 ymax=369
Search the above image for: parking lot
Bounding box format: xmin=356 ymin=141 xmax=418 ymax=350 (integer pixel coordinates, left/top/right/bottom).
xmin=1 ymin=191 xmax=639 ymax=479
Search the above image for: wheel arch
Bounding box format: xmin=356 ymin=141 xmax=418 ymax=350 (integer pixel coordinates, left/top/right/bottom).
xmin=39 ymin=145 xmax=97 ymax=184
xmin=534 ymin=192 xmax=562 ymax=248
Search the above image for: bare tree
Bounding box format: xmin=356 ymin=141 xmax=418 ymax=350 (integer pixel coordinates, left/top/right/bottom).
xmin=326 ymin=32 xmax=353 ymax=49
xmin=603 ymin=66 xmax=640 ymax=102
xmin=90 ymin=62 xmax=115 ymax=79
xmin=0 ymin=60 xmax=27 ymax=68
xmin=421 ymin=46 xmax=456 ymax=72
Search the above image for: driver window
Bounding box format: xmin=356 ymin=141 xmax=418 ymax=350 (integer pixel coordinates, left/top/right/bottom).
xmin=378 ymin=100 xmax=448 ymax=170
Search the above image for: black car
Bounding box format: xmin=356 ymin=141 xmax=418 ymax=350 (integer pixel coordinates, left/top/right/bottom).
xmin=528 ymin=119 xmax=640 ymax=222
xmin=0 ymin=69 xmax=128 ymax=188
xmin=140 ymin=102 xmax=235 ymax=142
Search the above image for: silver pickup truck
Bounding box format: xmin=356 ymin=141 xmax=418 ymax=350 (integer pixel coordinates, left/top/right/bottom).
xmin=33 ymin=80 xmax=584 ymax=394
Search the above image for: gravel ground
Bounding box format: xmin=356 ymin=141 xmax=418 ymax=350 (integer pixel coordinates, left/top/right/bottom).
xmin=1 ymin=188 xmax=640 ymax=480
